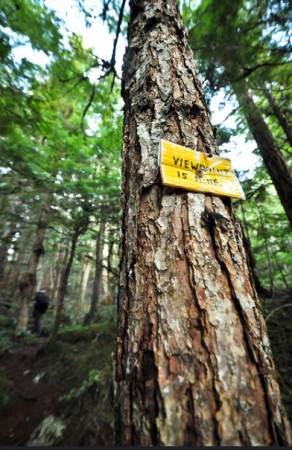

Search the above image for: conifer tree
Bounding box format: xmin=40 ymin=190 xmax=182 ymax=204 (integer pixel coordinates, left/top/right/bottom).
xmin=115 ymin=0 xmax=291 ymax=445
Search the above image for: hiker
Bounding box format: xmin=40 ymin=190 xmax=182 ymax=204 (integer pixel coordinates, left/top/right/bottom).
xmin=32 ymin=288 xmax=50 ymax=337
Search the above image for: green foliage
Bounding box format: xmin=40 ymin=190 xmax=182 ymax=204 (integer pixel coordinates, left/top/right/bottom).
xmin=0 ymin=0 xmax=63 ymax=54
xmin=183 ymin=0 xmax=291 ymax=296
xmin=215 ymin=125 xmax=233 ymax=146
xmin=0 ymin=328 xmax=14 ymax=356
xmin=0 ymin=0 xmax=122 ymax=325
xmin=184 ymin=0 xmax=291 ymax=89
xmin=183 ymin=0 xmax=291 ymax=160
xmin=265 ymin=298 xmax=292 ymax=422
xmin=236 ymin=170 xmax=292 ymax=291
xmin=61 ymin=368 xmax=100 ymax=402
xmin=56 ymin=323 xmax=104 ymax=343
xmin=0 ymin=314 xmax=15 ymax=328
xmin=0 ymin=312 xmax=116 ymax=444
xmin=0 ymin=367 xmax=12 ymax=414
xmin=101 ymin=0 xmax=129 ymax=36
xmin=55 ymin=322 xmax=115 ymax=444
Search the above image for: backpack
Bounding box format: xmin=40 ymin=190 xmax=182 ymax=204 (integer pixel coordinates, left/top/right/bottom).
xmin=34 ymin=291 xmax=50 ymax=313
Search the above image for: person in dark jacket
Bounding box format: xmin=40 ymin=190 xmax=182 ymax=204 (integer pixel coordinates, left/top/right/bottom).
xmin=32 ymin=288 xmax=50 ymax=337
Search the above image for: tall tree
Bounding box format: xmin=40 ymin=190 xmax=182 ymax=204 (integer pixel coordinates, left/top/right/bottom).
xmin=115 ymin=0 xmax=291 ymax=445
xmin=51 ymin=209 xmax=90 ymax=338
xmin=185 ymin=0 xmax=292 ymax=223
xmin=16 ymin=203 xmax=50 ymax=333
xmin=232 ymin=80 xmax=292 ymax=225
xmin=83 ymin=214 xmax=106 ymax=325
xmin=261 ymin=84 xmax=292 ymax=148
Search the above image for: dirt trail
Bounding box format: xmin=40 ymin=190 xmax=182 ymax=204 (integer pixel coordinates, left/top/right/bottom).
xmin=0 ymin=339 xmax=65 ymax=446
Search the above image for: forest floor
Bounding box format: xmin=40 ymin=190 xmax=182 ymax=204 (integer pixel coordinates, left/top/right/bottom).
xmin=0 ymin=338 xmax=59 ymax=445
xmin=0 ymin=292 xmax=291 ymax=446
xmin=0 ymin=317 xmax=116 ymax=446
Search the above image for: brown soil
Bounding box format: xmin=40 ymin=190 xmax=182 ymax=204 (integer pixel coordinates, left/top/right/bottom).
xmin=0 ymin=339 xmax=67 ymax=446
xmin=0 ymin=320 xmax=116 ymax=446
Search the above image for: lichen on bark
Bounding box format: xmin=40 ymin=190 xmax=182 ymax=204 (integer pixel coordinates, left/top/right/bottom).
xmin=115 ymin=0 xmax=292 ymax=446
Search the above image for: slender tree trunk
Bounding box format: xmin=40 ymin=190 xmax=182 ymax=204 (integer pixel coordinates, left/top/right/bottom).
xmin=256 ymin=203 xmax=274 ymax=299
xmin=51 ymin=231 xmax=80 ymax=338
xmin=273 ymin=253 xmax=289 ymax=290
xmin=115 ymin=0 xmax=291 ymax=446
xmin=51 ymin=211 xmax=89 ymax=337
xmin=37 ymin=253 xmax=54 ymax=297
xmin=16 ymin=206 xmax=49 ymax=333
xmin=233 ymin=81 xmax=292 ymax=225
xmin=239 ymin=200 xmax=270 ymax=296
xmin=0 ymin=232 xmax=14 ymax=297
xmin=6 ymin=226 xmax=32 ymax=305
xmin=83 ymin=217 xmax=106 ymax=325
xmin=239 ymin=200 xmax=250 ymax=242
xmin=0 ymin=196 xmax=19 ymax=300
xmin=80 ymin=257 xmax=92 ymax=308
xmin=241 ymin=232 xmax=270 ymax=297
xmin=105 ymin=237 xmax=119 ymax=305
xmin=102 ymin=238 xmax=111 ymax=305
xmin=53 ymin=242 xmax=70 ymax=305
xmin=262 ymin=85 xmax=292 ymax=147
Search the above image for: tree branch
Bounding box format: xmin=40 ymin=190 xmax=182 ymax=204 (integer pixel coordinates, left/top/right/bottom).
xmin=265 ymin=304 xmax=292 ymax=322
xmin=85 ymin=254 xmax=119 ymax=278
xmin=100 ymin=0 xmax=112 ymax=22
xmin=81 ymin=84 xmax=96 ymax=130
xmin=236 ymin=61 xmax=291 ymax=80
xmin=110 ymin=0 xmax=127 ymax=91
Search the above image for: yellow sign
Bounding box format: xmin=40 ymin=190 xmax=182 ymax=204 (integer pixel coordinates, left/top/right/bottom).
xmin=159 ymin=140 xmax=245 ymax=199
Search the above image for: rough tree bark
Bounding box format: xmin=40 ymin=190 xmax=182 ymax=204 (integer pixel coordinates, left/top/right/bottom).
xmin=115 ymin=0 xmax=291 ymax=446
xmin=233 ymin=81 xmax=292 ymax=226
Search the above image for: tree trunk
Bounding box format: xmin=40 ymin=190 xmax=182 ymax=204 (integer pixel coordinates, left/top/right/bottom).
xmin=80 ymin=257 xmax=92 ymax=308
xmin=102 ymin=238 xmax=111 ymax=305
xmin=239 ymin=200 xmax=270 ymax=296
xmin=37 ymin=253 xmax=54 ymax=297
xmin=115 ymin=0 xmax=291 ymax=446
xmin=262 ymin=85 xmax=292 ymax=148
xmin=6 ymin=226 xmax=32 ymax=305
xmin=105 ymin=237 xmax=119 ymax=305
xmin=83 ymin=217 xmax=106 ymax=325
xmin=51 ymin=231 xmax=80 ymax=338
xmin=0 ymin=232 xmax=14 ymax=297
xmin=241 ymin=232 xmax=270 ymax=297
xmin=0 ymin=195 xmax=19 ymax=301
xmin=16 ymin=206 xmax=49 ymax=333
xmin=53 ymin=241 xmax=70 ymax=305
xmin=51 ymin=210 xmax=89 ymax=337
xmin=256 ymin=203 xmax=274 ymax=299
xmin=233 ymin=81 xmax=292 ymax=225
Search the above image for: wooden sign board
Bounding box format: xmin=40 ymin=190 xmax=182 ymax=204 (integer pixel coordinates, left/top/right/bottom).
xmin=159 ymin=140 xmax=245 ymax=199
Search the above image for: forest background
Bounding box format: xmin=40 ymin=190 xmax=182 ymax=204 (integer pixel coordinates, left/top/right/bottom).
xmin=0 ymin=0 xmax=291 ymax=445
